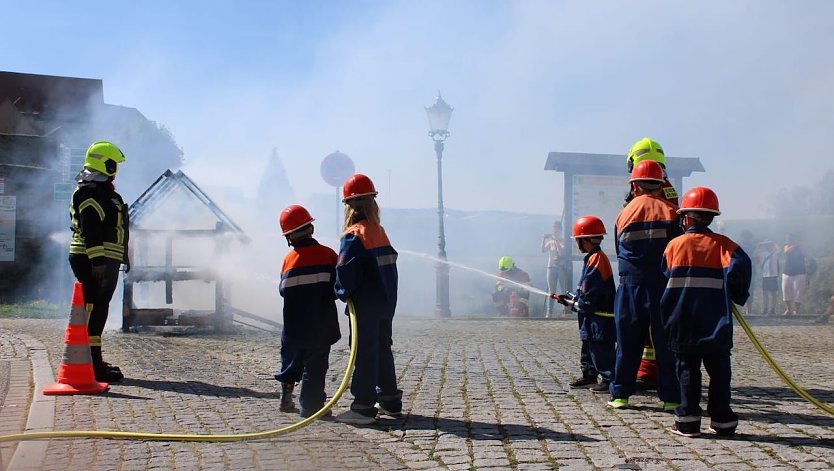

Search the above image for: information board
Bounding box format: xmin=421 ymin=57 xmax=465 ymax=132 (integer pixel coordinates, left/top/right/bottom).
xmin=571 ymin=174 xmax=629 ymax=253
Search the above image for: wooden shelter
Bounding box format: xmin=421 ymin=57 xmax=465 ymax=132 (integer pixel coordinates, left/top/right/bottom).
xmin=123 ymin=169 xmax=276 ymax=333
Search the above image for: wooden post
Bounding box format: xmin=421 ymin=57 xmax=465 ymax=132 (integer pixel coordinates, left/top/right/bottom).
xmin=213 ymin=222 xmax=230 ymax=333
xmin=165 ymin=234 xmax=173 ymax=304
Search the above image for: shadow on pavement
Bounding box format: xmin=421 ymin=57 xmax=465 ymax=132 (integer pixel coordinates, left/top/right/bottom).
xmin=386 ymin=413 xmax=599 ymax=443
xmin=102 ymin=390 xmax=153 ymax=400
xmin=120 ymin=378 xmax=279 ymax=399
xmin=740 ymin=410 xmax=834 ymax=427
xmin=729 ymin=432 xmax=834 ymax=449
xmin=734 ymin=386 xmax=833 ymax=402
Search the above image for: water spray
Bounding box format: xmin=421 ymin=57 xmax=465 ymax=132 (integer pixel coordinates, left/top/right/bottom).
xmin=398 ymin=248 xmax=558 ymax=299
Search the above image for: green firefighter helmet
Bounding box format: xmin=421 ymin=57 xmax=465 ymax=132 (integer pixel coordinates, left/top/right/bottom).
xmin=498 ymin=256 xmax=514 ymax=272
xmin=84 ymin=141 xmax=125 ymax=177
xmin=627 ymin=137 xmax=665 ymax=171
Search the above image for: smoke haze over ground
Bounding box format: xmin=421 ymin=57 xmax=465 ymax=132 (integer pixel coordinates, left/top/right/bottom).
xmin=4 ymin=1 xmax=834 ymax=318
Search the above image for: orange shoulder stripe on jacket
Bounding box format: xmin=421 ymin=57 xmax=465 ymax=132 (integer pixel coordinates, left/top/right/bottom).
xmin=344 ymin=220 xmax=391 ymax=249
xmin=616 ymin=195 xmax=678 ymax=229
xmin=665 ymin=233 xmax=738 ymax=269
xmin=588 ymin=251 xmax=613 ymax=279
xmin=282 ymin=246 xmax=338 ymax=274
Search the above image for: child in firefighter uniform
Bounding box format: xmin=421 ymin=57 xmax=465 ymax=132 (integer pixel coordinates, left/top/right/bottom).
xmin=558 ymin=216 xmax=616 ymax=392
xmin=661 ymin=187 xmax=751 ymax=437
xmin=68 ymin=141 xmax=129 ymax=383
xmin=275 ymin=205 xmax=340 ymax=418
xmin=334 ymin=174 xmax=402 ymax=425
xmin=625 ymin=137 xmax=679 ymax=391
xmin=610 ymin=160 xmax=683 ymax=410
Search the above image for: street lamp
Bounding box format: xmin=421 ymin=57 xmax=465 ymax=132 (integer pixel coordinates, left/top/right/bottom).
xmin=425 ymin=92 xmax=453 ymax=318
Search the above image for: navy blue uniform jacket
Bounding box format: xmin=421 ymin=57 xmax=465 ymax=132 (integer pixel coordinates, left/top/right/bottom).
xmin=279 ymin=238 xmax=341 ymax=348
xmin=335 ymin=219 xmax=398 ymax=318
xmin=577 ymin=247 xmax=616 ymax=318
xmin=660 ymin=226 xmax=752 ymax=354
xmin=615 ymin=194 xmax=681 ymax=277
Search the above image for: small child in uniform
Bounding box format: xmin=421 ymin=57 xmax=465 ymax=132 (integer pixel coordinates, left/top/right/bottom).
xmin=661 ymin=187 xmax=751 ymax=437
xmin=274 ymin=205 xmax=341 ymax=418
xmin=558 ymin=216 xmax=616 ymax=393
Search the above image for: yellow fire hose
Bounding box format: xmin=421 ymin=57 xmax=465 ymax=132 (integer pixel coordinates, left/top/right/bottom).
xmin=732 ymin=304 xmax=834 ymax=416
xmin=0 ymin=301 xmax=359 ymax=443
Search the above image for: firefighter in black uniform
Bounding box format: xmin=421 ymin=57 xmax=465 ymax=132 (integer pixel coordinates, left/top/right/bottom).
xmin=68 ymin=141 xmax=129 ymax=383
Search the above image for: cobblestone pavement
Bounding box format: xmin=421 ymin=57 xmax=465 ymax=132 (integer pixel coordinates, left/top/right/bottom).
xmin=0 ymin=316 xmax=832 ymax=470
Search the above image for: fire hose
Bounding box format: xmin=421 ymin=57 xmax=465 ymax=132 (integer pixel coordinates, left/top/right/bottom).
xmin=0 ymin=301 xmax=359 ymax=443
xmin=731 ymin=304 xmax=834 ymax=415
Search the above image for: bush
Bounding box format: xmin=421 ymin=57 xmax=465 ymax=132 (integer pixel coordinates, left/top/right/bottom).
xmin=0 ymin=301 xmax=66 ymax=319
xmin=805 ymin=257 xmax=834 ymax=314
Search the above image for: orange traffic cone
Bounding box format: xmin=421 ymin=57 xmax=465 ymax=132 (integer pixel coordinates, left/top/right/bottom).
xmin=43 ymin=282 xmax=109 ymax=395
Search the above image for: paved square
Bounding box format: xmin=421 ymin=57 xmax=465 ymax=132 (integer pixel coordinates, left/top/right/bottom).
xmin=1 ymin=317 xmax=832 ymax=470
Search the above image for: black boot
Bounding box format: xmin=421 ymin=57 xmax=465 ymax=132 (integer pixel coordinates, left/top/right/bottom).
xmin=91 ymin=346 xmax=123 ymax=383
xmin=280 ymin=382 xmax=297 ymax=412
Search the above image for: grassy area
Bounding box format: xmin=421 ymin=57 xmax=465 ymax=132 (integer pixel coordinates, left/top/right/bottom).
xmin=0 ymin=301 xmax=67 ymax=319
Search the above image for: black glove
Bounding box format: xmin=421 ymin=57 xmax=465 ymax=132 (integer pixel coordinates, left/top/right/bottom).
xmin=123 ymin=255 xmax=131 ymax=274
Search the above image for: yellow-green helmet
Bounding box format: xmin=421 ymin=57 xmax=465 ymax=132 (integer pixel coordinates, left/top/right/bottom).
xmin=627 ymin=137 xmax=665 ymax=171
xmin=498 ymin=256 xmax=514 ymax=272
xmin=84 ymin=141 xmax=125 ymax=177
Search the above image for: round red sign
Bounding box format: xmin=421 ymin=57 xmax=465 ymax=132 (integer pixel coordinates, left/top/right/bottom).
xmin=320 ymin=151 xmax=355 ymax=187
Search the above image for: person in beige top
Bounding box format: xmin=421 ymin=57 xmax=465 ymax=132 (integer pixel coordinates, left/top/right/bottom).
xmin=542 ymin=221 xmax=569 ymax=317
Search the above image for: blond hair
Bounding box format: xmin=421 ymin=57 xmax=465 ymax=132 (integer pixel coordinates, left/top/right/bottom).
xmin=343 ymin=196 xmax=380 ymax=230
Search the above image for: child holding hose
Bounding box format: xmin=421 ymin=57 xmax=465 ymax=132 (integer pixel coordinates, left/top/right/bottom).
xmin=334 ymin=174 xmax=402 ymax=425
xmin=660 ymin=187 xmax=751 ymax=437
xmin=557 ymin=216 xmax=616 ymax=393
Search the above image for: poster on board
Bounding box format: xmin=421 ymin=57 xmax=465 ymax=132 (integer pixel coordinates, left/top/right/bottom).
xmin=0 ymin=196 xmax=16 ymax=262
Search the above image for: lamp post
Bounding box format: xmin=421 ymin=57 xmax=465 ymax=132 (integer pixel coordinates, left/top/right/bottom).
xmin=425 ymin=93 xmax=453 ymax=318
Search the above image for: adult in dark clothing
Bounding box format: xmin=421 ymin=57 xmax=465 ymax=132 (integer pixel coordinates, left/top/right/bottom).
xmin=781 ymin=233 xmax=807 ymax=316
xmin=68 ymin=141 xmax=129 ymax=383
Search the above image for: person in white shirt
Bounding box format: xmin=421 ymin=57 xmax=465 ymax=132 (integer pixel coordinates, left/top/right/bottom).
xmin=756 ymin=240 xmax=781 ymax=316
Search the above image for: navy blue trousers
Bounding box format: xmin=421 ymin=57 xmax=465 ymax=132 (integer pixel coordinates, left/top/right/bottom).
xmin=578 ymin=312 xmax=598 ymax=379
xmin=275 ymin=344 xmax=331 ymax=415
xmin=586 ymin=315 xmax=616 ymax=383
xmin=349 ymin=310 xmax=400 ymax=411
xmin=611 ymin=279 xmax=680 ymax=402
xmin=674 ymin=349 xmax=737 ymax=426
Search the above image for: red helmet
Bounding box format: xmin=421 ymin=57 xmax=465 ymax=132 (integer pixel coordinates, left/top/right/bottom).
xmin=342 ymin=173 xmax=378 ymax=202
xmin=572 ymin=216 xmax=607 ymax=239
xmin=678 ymin=187 xmax=721 ymax=215
xmin=629 ymin=160 xmax=665 ymax=183
xmin=279 ymin=205 xmax=314 ymax=235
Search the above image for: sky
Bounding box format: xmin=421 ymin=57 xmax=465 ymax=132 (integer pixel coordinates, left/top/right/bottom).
xmin=4 ymin=0 xmax=834 ymax=220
